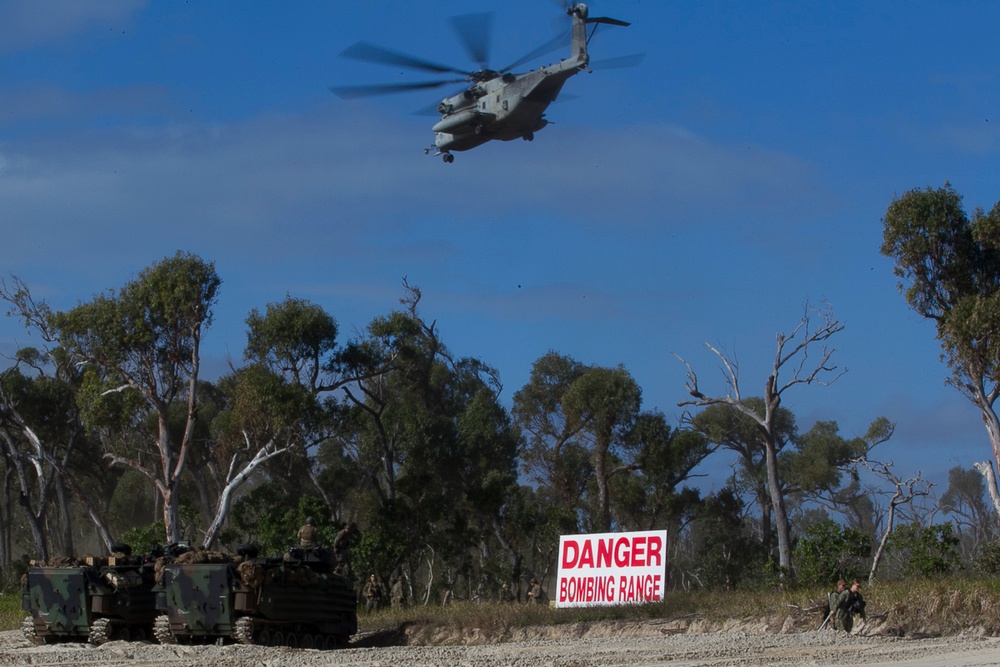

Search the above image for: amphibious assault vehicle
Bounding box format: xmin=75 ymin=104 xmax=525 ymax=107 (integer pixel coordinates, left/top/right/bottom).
xmin=21 ymin=547 xmax=158 ymax=645
xmin=153 ymin=546 xmax=356 ymax=648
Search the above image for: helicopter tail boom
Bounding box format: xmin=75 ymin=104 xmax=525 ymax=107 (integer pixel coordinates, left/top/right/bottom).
xmin=569 ymin=3 xmax=630 ymax=66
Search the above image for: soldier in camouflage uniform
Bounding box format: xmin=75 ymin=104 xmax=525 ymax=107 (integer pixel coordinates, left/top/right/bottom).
xmin=363 ymin=573 xmax=383 ymax=612
xmin=332 ymin=525 xmax=353 ymax=577
xmin=391 ymin=575 xmax=407 ymax=610
xmin=526 ymin=579 xmax=544 ymax=604
xmin=823 ymin=579 xmax=846 ymax=629
xmin=834 ymin=579 xmax=866 ymax=632
xmin=297 ymin=517 xmax=318 ymax=548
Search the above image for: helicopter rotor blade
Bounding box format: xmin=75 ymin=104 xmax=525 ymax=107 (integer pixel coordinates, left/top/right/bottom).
xmin=339 ymin=42 xmax=471 ymax=77
xmin=328 ymin=79 xmax=462 ymax=99
xmin=499 ymin=30 xmax=568 ymax=73
xmin=586 ymin=16 xmax=631 ymax=27
xmin=449 ymin=12 xmax=493 ymax=69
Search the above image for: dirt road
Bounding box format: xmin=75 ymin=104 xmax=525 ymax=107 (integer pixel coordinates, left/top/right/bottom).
xmin=5 ymin=626 xmax=1000 ymax=666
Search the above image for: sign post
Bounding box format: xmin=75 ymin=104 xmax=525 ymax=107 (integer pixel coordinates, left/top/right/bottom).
xmin=555 ymin=530 xmax=668 ymax=608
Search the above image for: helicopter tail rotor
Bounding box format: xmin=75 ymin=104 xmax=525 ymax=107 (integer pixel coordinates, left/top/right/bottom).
xmin=562 ymin=2 xmax=630 ymax=27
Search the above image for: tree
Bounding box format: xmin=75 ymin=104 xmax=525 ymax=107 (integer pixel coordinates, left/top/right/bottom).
xmin=881 ymin=184 xmax=1000 ymax=517
xmin=682 ymin=488 xmax=767 ymax=590
xmin=6 ymin=252 xmax=221 ymax=543
xmin=513 ymin=351 xmax=590 ymax=512
xmin=939 ymin=466 xmax=995 ymax=561
xmin=676 ymin=303 xmax=846 ymax=573
xmin=793 ymin=519 xmax=870 ymax=588
xmin=514 ymin=352 xmax=650 ymax=533
xmin=562 ymin=366 xmax=642 ymax=532
xmin=199 ymin=366 xmax=306 ymax=547
xmin=857 ymin=456 xmax=933 ymax=583
xmin=334 ymin=281 xmax=520 ymax=596
xmin=0 ymin=352 xmax=117 ymax=558
xmin=615 ymin=412 xmax=713 ymax=533
xmin=887 ymin=523 xmax=961 ymax=579
xmin=690 ymin=400 xmax=796 ymax=545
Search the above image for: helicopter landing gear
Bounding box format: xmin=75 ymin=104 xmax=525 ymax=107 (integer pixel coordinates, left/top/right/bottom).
xmin=442 ymin=153 xmax=454 ymax=163
xmin=523 ymin=132 xmax=534 ymax=141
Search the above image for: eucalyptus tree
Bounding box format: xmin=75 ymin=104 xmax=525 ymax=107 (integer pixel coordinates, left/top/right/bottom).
xmin=613 ymin=411 xmax=713 ymax=532
xmin=3 ymin=252 xmax=220 ymax=543
xmin=513 ymin=352 xmax=590 ymax=515
xmin=690 ymin=400 xmax=795 ymax=544
xmin=940 ymin=465 xmax=996 ymax=561
xmin=0 ymin=351 xmax=116 ymax=559
xmin=881 ymin=184 xmax=1000 ymax=517
xmin=335 ymin=282 xmax=520 ymax=591
xmin=199 ymin=366 xmax=315 ymax=547
xmin=240 ymin=295 xmax=359 ymax=523
xmin=676 ymin=303 xmax=847 ymax=572
xmin=514 ymin=351 xmax=679 ymax=534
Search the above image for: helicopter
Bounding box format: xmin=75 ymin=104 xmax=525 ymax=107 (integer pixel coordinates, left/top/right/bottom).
xmin=329 ymin=3 xmax=633 ymax=163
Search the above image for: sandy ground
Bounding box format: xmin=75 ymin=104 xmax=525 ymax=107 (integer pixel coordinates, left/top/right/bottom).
xmin=5 ymin=626 xmax=1000 ymax=667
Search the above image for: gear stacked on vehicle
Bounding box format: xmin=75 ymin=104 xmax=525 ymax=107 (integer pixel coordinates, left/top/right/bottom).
xmin=21 ymin=544 xmax=357 ymax=650
xmin=153 ymin=545 xmax=357 ymax=649
xmin=20 ymin=545 xmax=158 ymax=645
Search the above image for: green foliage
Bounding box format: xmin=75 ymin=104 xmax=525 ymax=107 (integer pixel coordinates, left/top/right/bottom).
xmin=888 ymin=523 xmax=961 ymax=579
xmin=120 ymin=505 xmax=200 ymax=552
xmin=226 ymin=482 xmax=330 ymax=554
xmin=120 ymin=521 xmax=167 ymax=553
xmin=352 ymin=510 xmax=407 ymax=582
xmin=244 ymin=295 xmax=339 ymax=388
xmin=686 ymin=489 xmax=768 ymax=590
xmin=787 ymin=422 xmax=867 ymax=494
xmin=793 ymin=519 xmax=871 ymax=587
xmin=0 ymin=594 xmax=24 ymax=631
xmin=974 ymin=541 xmax=1000 ymax=576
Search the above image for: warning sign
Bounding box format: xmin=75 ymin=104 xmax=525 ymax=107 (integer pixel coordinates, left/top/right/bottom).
xmin=555 ymin=530 xmax=668 ymax=608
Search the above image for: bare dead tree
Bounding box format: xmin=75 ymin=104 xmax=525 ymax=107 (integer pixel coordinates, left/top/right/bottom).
xmin=675 ymin=302 xmax=846 ymax=572
xmin=856 ymin=456 xmax=933 ymax=584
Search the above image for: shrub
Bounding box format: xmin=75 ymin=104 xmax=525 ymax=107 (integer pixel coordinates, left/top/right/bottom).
xmin=793 ymin=519 xmax=870 ymax=587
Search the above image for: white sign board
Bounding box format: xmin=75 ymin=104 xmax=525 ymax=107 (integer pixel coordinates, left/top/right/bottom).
xmin=555 ymin=530 xmax=668 ymax=608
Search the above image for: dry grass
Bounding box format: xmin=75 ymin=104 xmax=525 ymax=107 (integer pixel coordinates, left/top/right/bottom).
xmin=359 ymin=578 xmax=1000 ymax=639
xmin=10 ymin=578 xmax=1000 ymax=638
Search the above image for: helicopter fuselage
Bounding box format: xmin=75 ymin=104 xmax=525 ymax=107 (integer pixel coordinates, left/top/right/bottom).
xmin=332 ymin=3 xmax=629 ymax=163
xmin=428 ymin=6 xmax=593 ymax=161
xmin=431 ymin=55 xmax=586 ymax=155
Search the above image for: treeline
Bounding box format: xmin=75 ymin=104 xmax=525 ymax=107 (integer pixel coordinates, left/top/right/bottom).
xmin=0 ymin=251 xmax=995 ymax=602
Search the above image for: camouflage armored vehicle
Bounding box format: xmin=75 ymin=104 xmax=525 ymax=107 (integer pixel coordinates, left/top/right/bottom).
xmin=21 ymin=548 xmax=158 ymax=645
xmin=154 ymin=546 xmax=357 ymax=648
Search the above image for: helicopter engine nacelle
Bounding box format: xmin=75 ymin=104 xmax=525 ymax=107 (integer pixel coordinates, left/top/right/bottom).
xmin=432 ymin=109 xmax=480 ymax=134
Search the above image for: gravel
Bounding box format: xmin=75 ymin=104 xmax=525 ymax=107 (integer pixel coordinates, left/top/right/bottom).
xmin=4 ymin=626 xmax=1000 ymax=666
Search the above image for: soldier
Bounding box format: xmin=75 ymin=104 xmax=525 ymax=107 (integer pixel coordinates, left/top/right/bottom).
xmin=297 ymin=517 xmax=317 ymax=548
xmin=391 ymin=574 xmax=407 ymax=610
xmin=834 ymin=579 xmax=867 ymax=632
xmin=363 ymin=573 xmax=383 ymax=612
xmin=498 ymin=581 xmax=514 ymax=603
xmin=526 ymin=578 xmax=545 ymax=604
xmin=332 ymin=524 xmax=353 ymax=576
xmin=822 ymin=580 xmax=846 ymax=630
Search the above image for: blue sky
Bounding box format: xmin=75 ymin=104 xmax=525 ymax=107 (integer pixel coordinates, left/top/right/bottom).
xmin=2 ymin=1 xmax=999 ymax=494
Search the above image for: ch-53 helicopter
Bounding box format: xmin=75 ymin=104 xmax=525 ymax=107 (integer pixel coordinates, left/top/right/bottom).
xmin=329 ymin=3 xmax=635 ymax=163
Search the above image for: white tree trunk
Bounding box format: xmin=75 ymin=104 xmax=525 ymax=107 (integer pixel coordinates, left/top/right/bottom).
xmin=201 ymin=433 xmax=291 ymax=548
